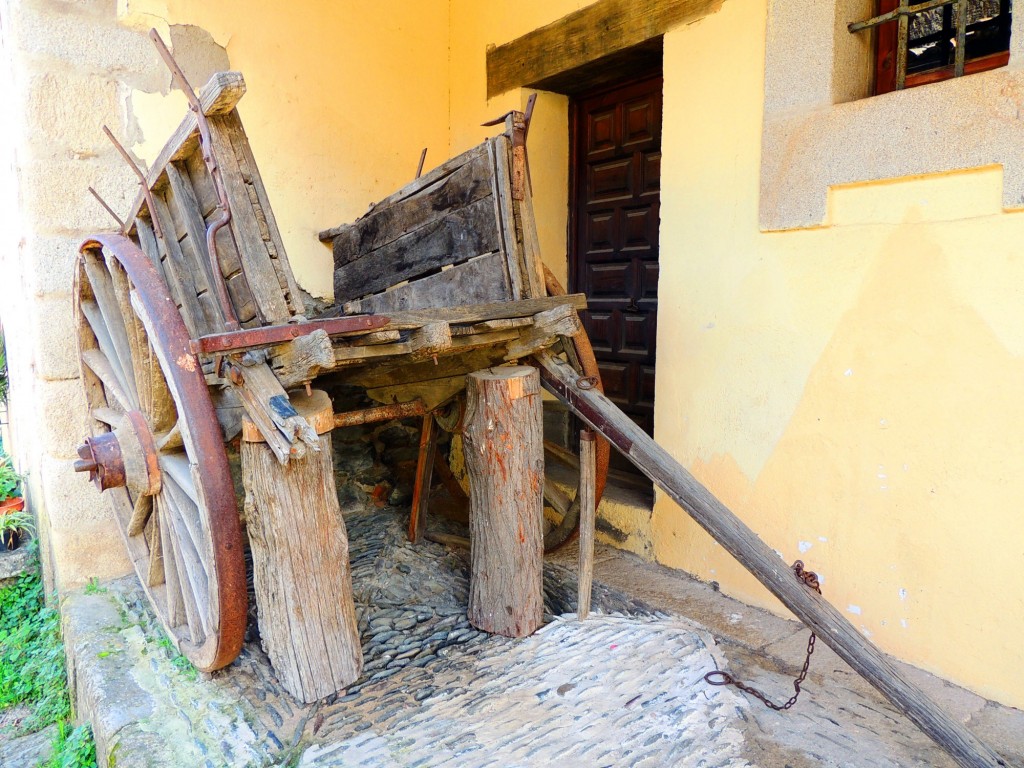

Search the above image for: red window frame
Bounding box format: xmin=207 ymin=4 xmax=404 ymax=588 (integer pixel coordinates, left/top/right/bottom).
xmin=874 ymin=0 xmax=1011 ymax=95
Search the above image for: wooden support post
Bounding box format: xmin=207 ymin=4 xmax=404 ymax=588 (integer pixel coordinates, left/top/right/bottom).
xmin=464 ymin=366 xmax=544 ymax=637
xmin=536 ymin=352 xmax=1008 ymax=768
xmin=241 ymin=389 xmax=362 ymax=703
xmin=408 ymin=415 xmax=438 ymax=544
xmin=577 ymin=430 xmax=596 ymax=620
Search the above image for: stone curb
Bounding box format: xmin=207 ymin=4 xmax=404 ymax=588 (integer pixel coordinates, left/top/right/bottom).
xmin=61 ymin=584 xmax=163 ymax=767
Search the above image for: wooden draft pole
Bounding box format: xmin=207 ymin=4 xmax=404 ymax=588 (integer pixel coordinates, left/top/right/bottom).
xmin=535 ymin=352 xmax=1007 ymax=768
xmin=464 ymin=366 xmax=545 ymax=637
xmin=241 ymin=389 xmax=362 ymax=703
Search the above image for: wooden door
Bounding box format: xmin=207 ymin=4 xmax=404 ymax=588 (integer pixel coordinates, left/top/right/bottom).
xmin=570 ymin=75 xmax=661 ymax=446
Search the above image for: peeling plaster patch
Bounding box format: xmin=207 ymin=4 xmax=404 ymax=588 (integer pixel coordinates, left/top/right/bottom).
xmin=847 ymin=604 xmax=862 ymax=616
xmin=898 ymin=588 xmax=908 ymax=601
xmin=798 ymin=540 xmax=812 ymax=554
xmin=844 ymin=368 xmax=853 ymax=376
xmin=900 ymin=619 xmax=909 ymax=628
xmin=728 ymin=613 xmax=742 ymax=625
xmin=817 ymin=536 xmax=828 ymax=542
xmin=879 ymin=419 xmax=889 ymax=429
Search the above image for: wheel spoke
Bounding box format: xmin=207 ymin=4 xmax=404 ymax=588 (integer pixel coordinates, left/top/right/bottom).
xmin=90 ymin=406 xmax=123 ymax=425
xmin=156 ymin=420 xmax=184 ymax=452
xmin=83 ymin=252 xmax=139 ymax=405
xmin=159 ymin=453 xmax=199 ymax=505
xmin=81 ymin=349 xmax=133 ymax=412
xmin=80 ymin=300 xmax=136 ymax=408
xmin=158 ymin=496 xmax=198 ymax=642
xmin=160 ymin=493 xmax=209 ymax=641
xmin=145 ymin=512 xmax=164 ymax=587
xmin=544 ymin=477 xmax=573 ymax=519
xmin=106 ymin=255 xmax=178 ymax=433
xmin=160 ymin=463 xmax=207 ymax=569
xmin=128 ymin=493 xmax=153 ymax=538
xmin=544 ymin=440 xmax=580 ymax=469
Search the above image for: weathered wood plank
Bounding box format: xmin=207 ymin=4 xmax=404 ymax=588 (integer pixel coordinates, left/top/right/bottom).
xmin=490 ymin=135 xmax=530 ymax=300
xmin=343 ymin=251 xmax=513 ymax=315
xmin=149 ymin=193 xmax=219 ymax=336
xmin=224 ymin=115 xmax=304 ymax=316
xmin=504 ymin=304 xmax=582 ymax=361
xmin=229 ymin=362 xmax=319 ymax=464
xmin=333 ymin=196 xmax=500 ymax=304
xmin=319 ymin=144 xmax=489 ymax=242
xmin=128 ymin=71 xmax=246 ymax=223
xmin=486 ymin=0 xmax=723 ymax=98
xmin=242 ymin=390 xmax=362 ymax=704
xmin=136 ymin=216 xmax=203 ymax=340
xmin=208 ymin=113 xmax=292 ymax=324
xmin=536 ymin=352 xmax=1007 ymax=768
xmin=465 ymin=367 xmax=544 ymax=638
xmin=330 ymin=151 xmax=494 ymax=267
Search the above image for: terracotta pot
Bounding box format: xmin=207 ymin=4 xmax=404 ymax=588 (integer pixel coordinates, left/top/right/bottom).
xmin=0 ymin=496 xmax=24 ymax=515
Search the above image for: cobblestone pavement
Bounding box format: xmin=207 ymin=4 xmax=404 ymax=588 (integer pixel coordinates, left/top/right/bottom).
xmin=63 ymin=503 xmax=1024 ymax=767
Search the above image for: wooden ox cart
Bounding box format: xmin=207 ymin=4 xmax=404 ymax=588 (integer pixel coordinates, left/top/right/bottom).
xmin=70 ymin=32 xmax=1005 ymax=768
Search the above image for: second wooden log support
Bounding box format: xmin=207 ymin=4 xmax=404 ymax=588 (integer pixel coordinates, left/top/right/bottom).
xmin=242 ymin=389 xmax=362 ymax=703
xmin=464 ymin=366 xmax=544 ymax=637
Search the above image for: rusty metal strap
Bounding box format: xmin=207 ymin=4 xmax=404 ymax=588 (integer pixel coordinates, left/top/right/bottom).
xmin=190 ymin=315 xmax=391 ymax=355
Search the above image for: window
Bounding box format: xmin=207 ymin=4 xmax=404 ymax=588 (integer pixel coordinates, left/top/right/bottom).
xmin=850 ymin=0 xmax=1012 ymax=95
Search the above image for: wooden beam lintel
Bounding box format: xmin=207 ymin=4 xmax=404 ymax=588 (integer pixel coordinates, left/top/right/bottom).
xmin=486 ymin=0 xmax=723 ymax=98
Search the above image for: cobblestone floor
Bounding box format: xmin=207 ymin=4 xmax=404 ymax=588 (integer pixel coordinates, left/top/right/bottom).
xmin=62 ymin=502 xmax=1023 ymax=767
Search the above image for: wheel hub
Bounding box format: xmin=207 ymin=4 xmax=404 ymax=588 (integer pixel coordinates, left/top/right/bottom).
xmin=74 ymin=410 xmax=161 ymax=495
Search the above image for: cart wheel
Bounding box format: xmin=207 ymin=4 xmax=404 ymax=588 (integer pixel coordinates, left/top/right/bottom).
xmin=73 ymin=233 xmax=246 ymax=672
xmin=538 ymin=268 xmax=610 ymax=552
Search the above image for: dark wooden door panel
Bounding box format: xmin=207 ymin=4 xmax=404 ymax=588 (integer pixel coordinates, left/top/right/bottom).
xmin=571 ymin=75 xmax=662 ymax=459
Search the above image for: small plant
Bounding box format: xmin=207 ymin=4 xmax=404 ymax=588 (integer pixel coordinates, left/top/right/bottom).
xmin=83 ymin=577 xmax=106 ymax=595
xmin=0 ymin=507 xmax=33 ymax=550
xmin=44 ymin=720 xmax=98 ymax=768
xmin=155 ymin=631 xmax=198 ymax=681
xmin=0 ymin=453 xmax=21 ymax=501
xmin=0 ymin=552 xmax=71 ymax=733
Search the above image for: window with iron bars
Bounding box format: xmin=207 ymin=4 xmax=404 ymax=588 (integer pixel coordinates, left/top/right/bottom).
xmin=850 ymin=0 xmax=1012 ymax=95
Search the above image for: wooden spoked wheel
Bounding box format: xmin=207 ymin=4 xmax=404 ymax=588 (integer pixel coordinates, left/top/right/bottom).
xmin=74 ymin=233 xmax=246 ymax=672
xmin=539 ymin=268 xmax=610 ymax=552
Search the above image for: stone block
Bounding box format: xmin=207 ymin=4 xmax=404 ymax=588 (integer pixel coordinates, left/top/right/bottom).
xmin=20 ymin=156 xmax=136 ymax=236
xmin=31 ymin=293 xmax=80 ymax=381
xmin=22 ymin=68 xmax=121 ymax=159
xmin=37 ymin=378 xmax=90 ymax=459
xmin=38 ymin=454 xmax=130 ymax=589
xmin=27 ymin=235 xmax=80 ymax=299
xmin=10 ymin=2 xmax=166 ymax=93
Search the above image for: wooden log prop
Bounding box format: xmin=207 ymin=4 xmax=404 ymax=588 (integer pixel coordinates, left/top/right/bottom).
xmin=464 ymin=367 xmax=544 ymax=638
xmin=535 ymin=352 xmax=1007 ymax=768
xmin=577 ymin=430 xmax=597 ymax=621
xmin=242 ymin=389 xmax=362 ymax=703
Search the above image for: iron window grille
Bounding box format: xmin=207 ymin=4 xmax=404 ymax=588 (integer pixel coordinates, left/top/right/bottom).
xmin=849 ymin=0 xmax=1012 ymax=94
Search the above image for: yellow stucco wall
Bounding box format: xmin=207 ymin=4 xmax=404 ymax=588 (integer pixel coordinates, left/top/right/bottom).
xmin=117 ymin=0 xmax=1023 ymax=709
xmin=125 ymin=0 xmax=452 ymax=299
xmin=653 ymin=0 xmax=1024 ymax=709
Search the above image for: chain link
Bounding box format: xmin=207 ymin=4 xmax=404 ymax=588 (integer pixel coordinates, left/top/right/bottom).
xmin=704 ymin=560 xmax=822 ymax=711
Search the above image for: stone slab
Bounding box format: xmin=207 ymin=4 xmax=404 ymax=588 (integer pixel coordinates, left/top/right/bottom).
xmin=0 ymin=723 xmax=56 ymax=768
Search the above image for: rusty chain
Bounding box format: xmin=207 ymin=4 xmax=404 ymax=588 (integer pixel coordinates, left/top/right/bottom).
xmin=704 ymin=560 xmax=822 ymax=711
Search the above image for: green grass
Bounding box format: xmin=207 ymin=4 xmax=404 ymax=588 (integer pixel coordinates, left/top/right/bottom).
xmin=0 ymin=545 xmax=97 ymax=767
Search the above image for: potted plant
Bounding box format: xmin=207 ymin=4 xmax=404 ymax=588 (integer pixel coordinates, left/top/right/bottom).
xmin=0 ymin=454 xmax=25 ymax=549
